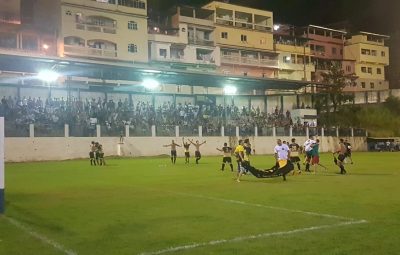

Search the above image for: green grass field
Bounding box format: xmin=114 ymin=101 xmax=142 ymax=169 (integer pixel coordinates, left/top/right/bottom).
xmin=1 ymin=152 xmax=400 ymax=255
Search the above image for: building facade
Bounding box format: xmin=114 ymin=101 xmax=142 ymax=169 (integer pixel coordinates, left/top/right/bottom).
xmin=344 ymin=32 xmax=390 ymax=91
xmin=202 ymin=1 xmax=278 ymax=79
xmin=274 ymin=24 xmax=315 ymax=81
xmin=59 ymin=0 xmax=149 ymax=63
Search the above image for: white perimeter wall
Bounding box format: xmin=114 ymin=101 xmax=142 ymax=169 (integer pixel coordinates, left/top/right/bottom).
xmin=5 ymin=136 xmax=367 ymax=162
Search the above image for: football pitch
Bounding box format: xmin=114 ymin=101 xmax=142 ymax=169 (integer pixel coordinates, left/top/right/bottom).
xmin=1 ymin=152 xmax=400 ymax=255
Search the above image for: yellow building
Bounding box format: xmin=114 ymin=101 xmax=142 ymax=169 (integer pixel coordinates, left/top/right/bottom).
xmin=202 ymin=1 xmax=278 ymax=78
xmin=274 ymin=24 xmax=315 ymax=81
xmin=344 ymin=32 xmax=390 ymax=91
xmin=58 ymin=0 xmax=149 ymax=63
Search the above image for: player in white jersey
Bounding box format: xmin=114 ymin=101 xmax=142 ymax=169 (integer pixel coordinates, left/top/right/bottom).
xmin=303 ymin=135 xmax=316 ymax=172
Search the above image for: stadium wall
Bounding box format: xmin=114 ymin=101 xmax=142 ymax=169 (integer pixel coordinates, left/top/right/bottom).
xmin=4 ymin=136 xmax=367 ymax=162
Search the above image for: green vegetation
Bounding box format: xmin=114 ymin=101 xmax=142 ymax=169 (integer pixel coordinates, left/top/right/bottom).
xmin=1 ymin=153 xmax=400 ymax=255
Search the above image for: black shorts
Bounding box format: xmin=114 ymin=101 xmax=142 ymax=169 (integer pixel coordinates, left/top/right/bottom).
xmin=223 ymin=157 xmax=232 ymax=163
xmin=338 ymin=154 xmax=346 ymax=162
xmin=306 ymin=151 xmax=313 ymax=161
xmin=195 ymin=151 xmax=201 ymax=158
xmin=185 ymin=152 xmax=190 ymax=157
xmin=89 ymin=151 xmax=95 ymax=158
xmin=95 ymin=152 xmax=100 ymax=159
xmin=290 ymin=156 xmax=301 ymax=162
xmin=171 ymin=150 xmax=177 ymax=157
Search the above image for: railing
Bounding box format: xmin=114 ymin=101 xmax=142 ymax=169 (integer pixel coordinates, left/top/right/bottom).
xmin=76 ymin=23 xmax=116 ymax=34
xmin=254 ymin=25 xmax=272 ymax=32
xmin=64 ymin=45 xmax=118 ymax=58
xmin=188 ymin=38 xmax=215 ymax=47
xmin=216 ymin=18 xmax=234 ymax=26
xmin=3 ymin=123 xmax=368 ymax=138
xmin=221 ymin=55 xmax=279 ymax=68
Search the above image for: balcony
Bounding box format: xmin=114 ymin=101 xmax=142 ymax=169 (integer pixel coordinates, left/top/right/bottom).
xmin=76 ymin=23 xmax=116 ymax=34
xmin=188 ymin=37 xmax=214 ymax=47
xmin=64 ymin=45 xmax=117 ymax=58
xmin=178 ymin=7 xmax=214 ymax=27
xmin=221 ymin=54 xmax=278 ymax=68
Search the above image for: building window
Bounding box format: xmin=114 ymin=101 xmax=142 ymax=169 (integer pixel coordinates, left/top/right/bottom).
xmin=118 ymin=0 xmax=146 ymax=10
xmin=372 ymin=50 xmax=377 ymax=56
xmin=368 ymin=67 xmax=372 ymax=74
xmin=65 ymin=10 xmax=72 ymax=16
xmin=128 ymin=21 xmax=138 ymax=30
xmin=332 ymin=47 xmax=337 ymax=55
xmin=241 ymin=34 xmax=247 ymax=42
xmin=370 ymin=82 xmax=375 ymax=89
xmin=159 ymin=48 xmax=167 ymax=58
xmin=346 ymin=65 xmax=351 ymax=72
xmin=377 ymin=68 xmax=382 ymax=74
xmin=361 ymin=82 xmax=366 ymax=88
xmin=361 ymin=49 xmax=371 ymax=55
xmin=128 ymin=43 xmax=137 ymax=53
xmin=381 ymin=51 xmax=386 ymax=57
xmin=221 ymin=32 xmax=228 ymax=39
xmin=361 ymin=67 xmax=367 ymax=73
xmin=283 ymin=56 xmax=291 ymax=63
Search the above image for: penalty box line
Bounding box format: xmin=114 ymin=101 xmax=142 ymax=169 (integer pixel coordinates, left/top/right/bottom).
xmin=138 ymin=220 xmax=368 ymax=255
xmin=2 ymin=215 xmax=78 ymax=255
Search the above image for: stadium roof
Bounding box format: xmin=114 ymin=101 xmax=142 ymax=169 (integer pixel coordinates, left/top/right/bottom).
xmin=0 ymin=53 xmax=325 ymax=91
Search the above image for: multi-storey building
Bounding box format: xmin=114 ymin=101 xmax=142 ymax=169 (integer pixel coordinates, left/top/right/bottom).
xmin=148 ymin=6 xmax=220 ymax=73
xmin=273 ymin=24 xmax=315 ymax=81
xmin=0 ymin=0 xmax=57 ymax=57
xmin=299 ymin=25 xmax=348 ymax=83
xmin=202 ymin=1 xmax=278 ymax=78
xmin=58 ymin=0 xmax=149 ymax=63
xmin=344 ymin=32 xmax=390 ymax=91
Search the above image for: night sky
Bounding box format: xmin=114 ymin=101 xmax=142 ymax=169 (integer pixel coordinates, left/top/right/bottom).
xmin=148 ymin=0 xmax=400 ymax=35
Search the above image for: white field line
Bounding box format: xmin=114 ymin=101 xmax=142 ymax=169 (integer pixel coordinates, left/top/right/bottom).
xmin=138 ymin=220 xmax=368 ymax=255
xmin=3 ymin=215 xmax=77 ymax=255
xmin=166 ymin=191 xmax=356 ymax=221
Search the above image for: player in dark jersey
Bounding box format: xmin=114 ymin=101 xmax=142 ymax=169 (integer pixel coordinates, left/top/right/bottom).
xmin=344 ymin=139 xmax=354 ymax=164
xmin=163 ymin=140 xmax=181 ymax=164
xmin=97 ymin=144 xmax=105 ymax=166
xmin=289 ymin=138 xmax=301 ymax=173
xmin=182 ymin=137 xmax=191 ymax=164
xmin=89 ymin=141 xmax=97 ymax=166
xmin=217 ymin=143 xmax=233 ymax=171
xmin=94 ymin=142 xmax=101 ymax=165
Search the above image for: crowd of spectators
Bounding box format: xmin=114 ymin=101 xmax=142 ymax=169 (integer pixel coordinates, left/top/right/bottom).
xmin=0 ymin=95 xmax=297 ymax=137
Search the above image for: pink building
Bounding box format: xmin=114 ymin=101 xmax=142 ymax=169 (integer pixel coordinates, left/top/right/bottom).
xmin=299 ymin=25 xmax=347 ymax=82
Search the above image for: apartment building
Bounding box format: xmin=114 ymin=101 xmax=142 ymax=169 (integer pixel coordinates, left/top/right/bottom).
xmin=202 ymin=1 xmax=278 ymax=78
xmin=0 ymin=0 xmax=57 ymax=57
xmin=273 ymin=24 xmax=315 ymax=81
xmin=148 ymin=6 xmax=220 ymax=72
xmin=344 ymin=32 xmax=390 ymax=91
xmin=58 ymin=0 xmax=148 ymax=63
xmin=299 ymin=25 xmax=349 ymax=83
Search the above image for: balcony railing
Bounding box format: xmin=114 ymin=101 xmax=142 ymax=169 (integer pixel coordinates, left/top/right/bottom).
xmin=221 ymin=55 xmax=278 ymax=68
xmin=64 ymin=45 xmax=117 ymax=58
xmin=188 ymin=38 xmax=215 ymax=47
xmin=76 ymin=23 xmax=116 ymax=34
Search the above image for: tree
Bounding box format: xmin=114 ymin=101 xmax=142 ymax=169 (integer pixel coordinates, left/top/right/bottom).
xmin=320 ymin=62 xmax=356 ymax=113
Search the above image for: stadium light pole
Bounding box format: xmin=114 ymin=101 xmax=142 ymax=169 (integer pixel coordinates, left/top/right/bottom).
xmin=0 ymin=117 xmax=4 ymax=214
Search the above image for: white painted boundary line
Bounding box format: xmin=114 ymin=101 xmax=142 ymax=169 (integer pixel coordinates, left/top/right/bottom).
xmin=166 ymin=191 xmax=355 ymax=221
xmin=138 ymin=220 xmax=367 ymax=255
xmin=3 ymin=216 xmax=77 ymax=255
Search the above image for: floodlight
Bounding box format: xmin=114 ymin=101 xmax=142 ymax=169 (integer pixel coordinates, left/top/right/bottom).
xmin=42 ymin=44 xmax=49 ymax=50
xmin=224 ymin=85 xmax=237 ymax=95
xmin=142 ymin=79 xmax=160 ymax=90
xmin=273 ymin=25 xmax=280 ymax=31
xmin=37 ymin=70 xmax=59 ymax=82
